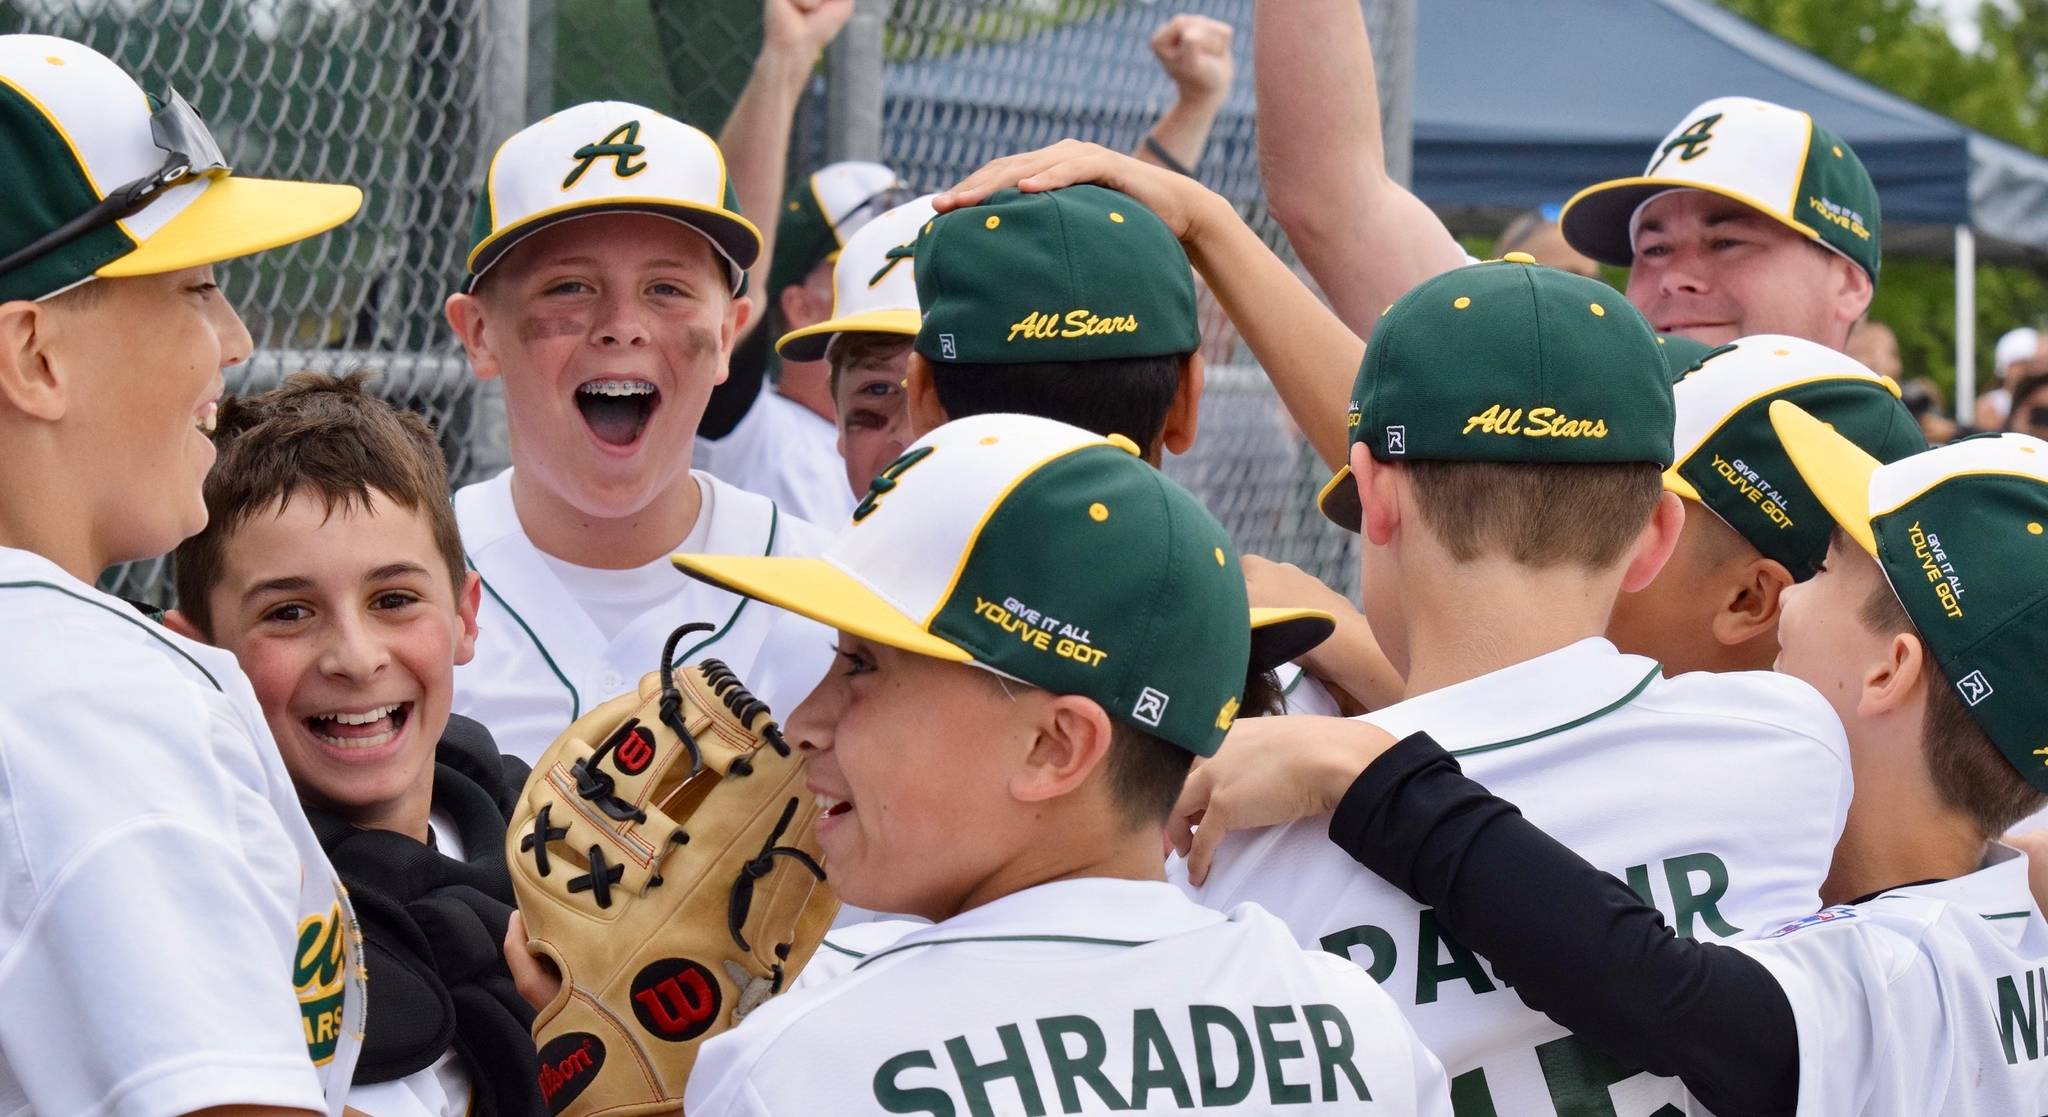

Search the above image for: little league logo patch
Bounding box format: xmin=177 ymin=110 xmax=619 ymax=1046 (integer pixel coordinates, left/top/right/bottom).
xmin=1133 ymin=686 xmax=1170 ymax=728
xmin=1957 ymin=669 xmax=1994 ymax=707
xmin=1764 ymin=905 xmax=1859 ymax=939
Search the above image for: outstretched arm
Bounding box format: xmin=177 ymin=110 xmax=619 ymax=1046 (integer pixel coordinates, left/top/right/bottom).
xmin=1254 ymin=0 xmax=1466 ymax=338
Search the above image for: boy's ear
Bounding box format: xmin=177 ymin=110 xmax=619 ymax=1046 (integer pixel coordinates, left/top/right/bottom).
xmin=905 ymin=353 xmax=948 ymax=439
xmin=1354 ymin=443 xmax=1402 ymax=548
xmin=0 ymin=300 xmax=66 ymax=421
xmin=1860 ymin=629 xmax=1929 ymax=722
xmin=162 ymin=608 xmax=204 ymax=642
xmin=1159 ymin=352 xmax=1205 ymax=459
xmin=453 ymin=571 xmax=482 ymax=667
xmin=1711 ymin=556 xmax=1795 ymax=648
xmin=444 ymin=293 xmax=498 ymax=382
xmin=1009 ymin=693 xmax=1118 ymax=808
xmin=1619 ymin=490 xmax=1687 ymax=593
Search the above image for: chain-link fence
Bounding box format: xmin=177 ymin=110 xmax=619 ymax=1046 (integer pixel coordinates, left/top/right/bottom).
xmin=35 ymin=0 xmax=1396 ymax=605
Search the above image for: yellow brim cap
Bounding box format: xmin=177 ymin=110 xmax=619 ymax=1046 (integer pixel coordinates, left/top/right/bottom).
xmin=1559 ymin=177 xmax=1820 ymax=271
xmin=1767 ymin=399 xmax=1880 ymax=555
xmin=97 ymin=176 xmax=363 ymax=278
xmin=1662 ymin=466 xmax=1702 ymax=501
xmin=776 ymin=307 xmax=922 ymax=362
xmin=672 ymin=553 xmax=973 ymax=664
xmin=1316 ymin=466 xmax=1363 ymax=533
xmin=1250 ymin=607 xmax=1335 ymax=672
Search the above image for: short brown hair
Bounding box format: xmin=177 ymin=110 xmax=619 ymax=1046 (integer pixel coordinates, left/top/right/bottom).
xmin=1405 ymin=459 xmax=1664 ymax=567
xmin=173 ymin=371 xmax=464 ymax=637
xmin=1857 ymin=576 xmax=2046 ymax=838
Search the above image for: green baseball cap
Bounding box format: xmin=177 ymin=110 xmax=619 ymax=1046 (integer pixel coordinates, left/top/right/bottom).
xmin=0 ymin=35 xmax=361 ymax=304
xmin=1561 ymin=96 xmax=1882 ymax=285
xmin=1317 ymin=256 xmax=1676 ymax=531
xmin=908 ymin=186 xmax=1200 ymax=366
xmin=1771 ymin=404 xmax=2048 ymax=792
xmin=1666 ymin=335 xmax=1924 ymax=581
xmin=767 ymin=161 xmax=907 ymax=297
xmin=674 ymin=413 xmax=1332 ymax=756
xmin=776 ymin=194 xmax=934 ymax=363
xmin=465 ymin=101 xmax=758 ymax=293
xmin=1657 ymin=334 xmax=1717 ymax=383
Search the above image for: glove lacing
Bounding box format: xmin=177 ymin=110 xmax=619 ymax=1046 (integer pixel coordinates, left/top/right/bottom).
xmin=727 ymin=796 xmax=828 ymax=993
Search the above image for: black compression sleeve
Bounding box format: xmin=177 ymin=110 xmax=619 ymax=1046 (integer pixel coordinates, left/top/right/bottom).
xmin=700 ymin=324 xmax=773 ymax=440
xmin=1327 ymin=734 xmax=1801 ymax=1117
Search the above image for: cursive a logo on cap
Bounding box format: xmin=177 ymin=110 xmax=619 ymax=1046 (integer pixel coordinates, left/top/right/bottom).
xmin=565 ymin=121 xmax=649 ymax=189
xmin=1007 ymin=309 xmax=1139 ymax=343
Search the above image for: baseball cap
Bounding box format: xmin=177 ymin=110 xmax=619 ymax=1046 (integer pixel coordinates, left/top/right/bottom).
xmin=1996 ymin=327 xmax=2041 ymax=373
xmin=909 ymin=186 xmax=1199 ymax=366
xmin=1316 ymin=255 xmax=1676 ymax=531
xmin=1560 ymin=96 xmax=1881 ymax=285
xmin=1656 ymin=334 xmax=1716 ymax=383
xmin=775 ymin=195 xmax=935 ymax=363
xmin=1665 ymin=336 xmax=1923 ymax=581
xmin=1770 ymin=403 xmax=2048 ymax=791
xmin=767 ymin=161 xmax=907 ymax=298
xmin=674 ymin=413 xmax=1333 ymax=756
xmin=0 ymin=35 xmax=362 ymax=304
xmin=465 ymin=101 xmax=758 ymax=293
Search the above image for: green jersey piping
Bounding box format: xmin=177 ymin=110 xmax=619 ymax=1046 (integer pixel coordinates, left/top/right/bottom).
xmin=1450 ymin=663 xmax=1663 ymax=758
xmin=0 ymin=580 xmax=221 ymax=690
xmin=670 ymin=500 xmax=781 ymax=667
xmin=854 ymin=933 xmax=1153 ymax=970
xmin=469 ymin=555 xmax=580 ymax=722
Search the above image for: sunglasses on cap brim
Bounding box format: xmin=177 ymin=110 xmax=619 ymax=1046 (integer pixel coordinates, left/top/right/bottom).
xmin=0 ymin=89 xmax=230 ymax=281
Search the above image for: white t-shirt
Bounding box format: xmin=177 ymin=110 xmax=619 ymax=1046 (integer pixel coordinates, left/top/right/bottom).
xmin=1734 ymin=844 xmax=2048 ymax=1115
xmin=536 ymin=497 xmax=712 ymax=642
xmin=696 ymin=386 xmax=855 ymax=529
xmin=1180 ymin=638 xmax=1852 ymax=1117
xmin=0 ymin=547 xmax=365 ymax=1117
xmin=452 ymin=469 xmax=837 ymax=765
xmin=687 ymin=878 xmax=1453 ymax=1116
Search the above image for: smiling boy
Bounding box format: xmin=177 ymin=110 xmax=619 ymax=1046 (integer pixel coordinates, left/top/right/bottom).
xmin=674 ymin=412 xmax=1448 ymax=1116
xmin=443 ymin=103 xmax=834 ymax=765
xmin=170 ymin=372 xmax=543 ymax=1117
xmin=0 ymin=33 xmax=368 ymax=1117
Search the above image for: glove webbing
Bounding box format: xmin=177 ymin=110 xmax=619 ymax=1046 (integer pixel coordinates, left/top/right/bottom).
xmin=727 ymin=795 xmax=827 ymax=961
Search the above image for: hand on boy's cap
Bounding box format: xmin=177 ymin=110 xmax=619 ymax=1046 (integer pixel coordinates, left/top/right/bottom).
xmin=933 ymin=140 xmax=1214 ymax=241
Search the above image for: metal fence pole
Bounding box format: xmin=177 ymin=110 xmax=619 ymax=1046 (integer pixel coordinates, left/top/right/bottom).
xmin=481 ymin=0 xmax=532 ymax=148
xmin=825 ymin=0 xmax=885 ymax=162
xmin=1368 ymin=0 xmax=1415 ymax=188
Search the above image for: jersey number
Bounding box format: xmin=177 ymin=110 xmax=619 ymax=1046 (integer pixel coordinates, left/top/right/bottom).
xmin=1450 ymin=1035 xmax=1684 ymax=1117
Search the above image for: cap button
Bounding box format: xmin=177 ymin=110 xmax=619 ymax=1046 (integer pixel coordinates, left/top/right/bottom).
xmin=1501 ymin=251 xmax=1537 ymax=264
xmin=1106 ymin=433 xmax=1141 ymax=456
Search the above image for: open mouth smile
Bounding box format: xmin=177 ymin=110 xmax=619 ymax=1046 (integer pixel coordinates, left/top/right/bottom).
xmin=576 ymin=378 xmax=660 ymax=447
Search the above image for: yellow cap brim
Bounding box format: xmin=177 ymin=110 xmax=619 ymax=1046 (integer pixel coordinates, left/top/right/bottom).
xmin=97 ymin=176 xmax=363 ymax=278
xmin=776 ymin=308 xmax=922 ymax=362
xmin=1559 ymin=177 xmax=1822 ymax=271
xmin=1249 ymin=607 xmax=1336 ymax=671
xmin=1662 ymin=466 xmax=1701 ymax=501
xmin=1767 ymin=400 xmax=1880 ymax=556
xmin=672 ymin=554 xmax=973 ymax=663
xmin=1316 ymin=467 xmax=1362 ymax=533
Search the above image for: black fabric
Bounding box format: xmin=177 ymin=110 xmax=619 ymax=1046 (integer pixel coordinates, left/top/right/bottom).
xmin=1328 ymin=733 xmax=1801 ymax=1117
xmin=700 ymin=325 xmax=773 ymax=439
xmin=306 ymin=714 xmax=544 ymax=1117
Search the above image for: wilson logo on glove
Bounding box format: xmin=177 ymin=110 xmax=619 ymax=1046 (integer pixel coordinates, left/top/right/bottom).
xmin=630 ymin=957 xmax=722 ymax=1041
xmin=535 ymin=1032 xmax=605 ymax=1115
xmin=606 ymin=720 xmax=657 ymax=776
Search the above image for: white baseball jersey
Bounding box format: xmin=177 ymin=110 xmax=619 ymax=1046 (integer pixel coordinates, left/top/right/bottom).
xmin=452 ymin=468 xmax=837 ymax=765
xmin=696 ymin=386 xmax=856 ymax=529
xmin=1181 ymin=638 xmax=1852 ymax=1116
xmin=1731 ymin=844 xmax=2048 ymax=1115
xmin=1277 ymin=663 xmax=1345 ymax=717
xmin=0 ymin=546 xmax=365 ymax=1117
xmin=687 ymin=878 xmax=1453 ymax=1116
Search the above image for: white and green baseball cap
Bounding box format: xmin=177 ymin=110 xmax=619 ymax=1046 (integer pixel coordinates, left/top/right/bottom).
xmin=1771 ymin=405 xmax=2048 ymax=791
xmin=775 ymin=194 xmax=935 ymax=363
xmin=0 ymin=35 xmax=362 ymax=303
xmin=1560 ymin=96 xmax=1881 ymax=284
xmin=1666 ymin=335 xmax=1924 ymax=581
xmin=674 ymin=413 xmax=1334 ymax=756
xmin=465 ymin=101 xmax=759 ymax=293
xmin=767 ymin=160 xmax=907 ymax=297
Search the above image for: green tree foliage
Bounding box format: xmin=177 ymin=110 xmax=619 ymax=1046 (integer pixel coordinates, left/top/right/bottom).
xmin=1715 ymin=0 xmax=2048 ymax=410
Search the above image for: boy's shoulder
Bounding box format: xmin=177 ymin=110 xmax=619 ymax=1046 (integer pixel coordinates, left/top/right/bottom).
xmin=1631 ymin=666 xmax=1846 ymax=749
xmin=453 ymin=468 xmax=829 ymax=563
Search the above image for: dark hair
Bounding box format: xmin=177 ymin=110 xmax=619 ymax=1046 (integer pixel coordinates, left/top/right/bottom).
xmin=173 ymin=371 xmax=464 ymax=636
xmin=1857 ymin=573 xmax=2046 ymax=838
xmin=1104 ymin=720 xmax=1196 ymax=829
xmin=2008 ymin=371 xmax=2048 ymax=429
xmin=929 ymin=353 xmax=1186 ymax=448
xmin=1405 ymin=459 xmax=1664 ymax=567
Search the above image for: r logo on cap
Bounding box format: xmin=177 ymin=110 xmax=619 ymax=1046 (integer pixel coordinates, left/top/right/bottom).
xmin=565 ymin=120 xmax=648 ymax=189
xmin=1386 ymin=426 xmax=1407 ymax=456
xmin=1958 ymin=670 xmax=1994 ymax=707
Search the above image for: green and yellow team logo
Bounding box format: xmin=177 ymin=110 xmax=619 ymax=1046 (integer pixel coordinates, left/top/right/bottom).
xmin=295 ymin=902 xmax=349 ymax=1065
xmin=565 ymin=120 xmax=648 ymax=189
xmin=1650 ymin=112 xmax=1724 ymax=174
